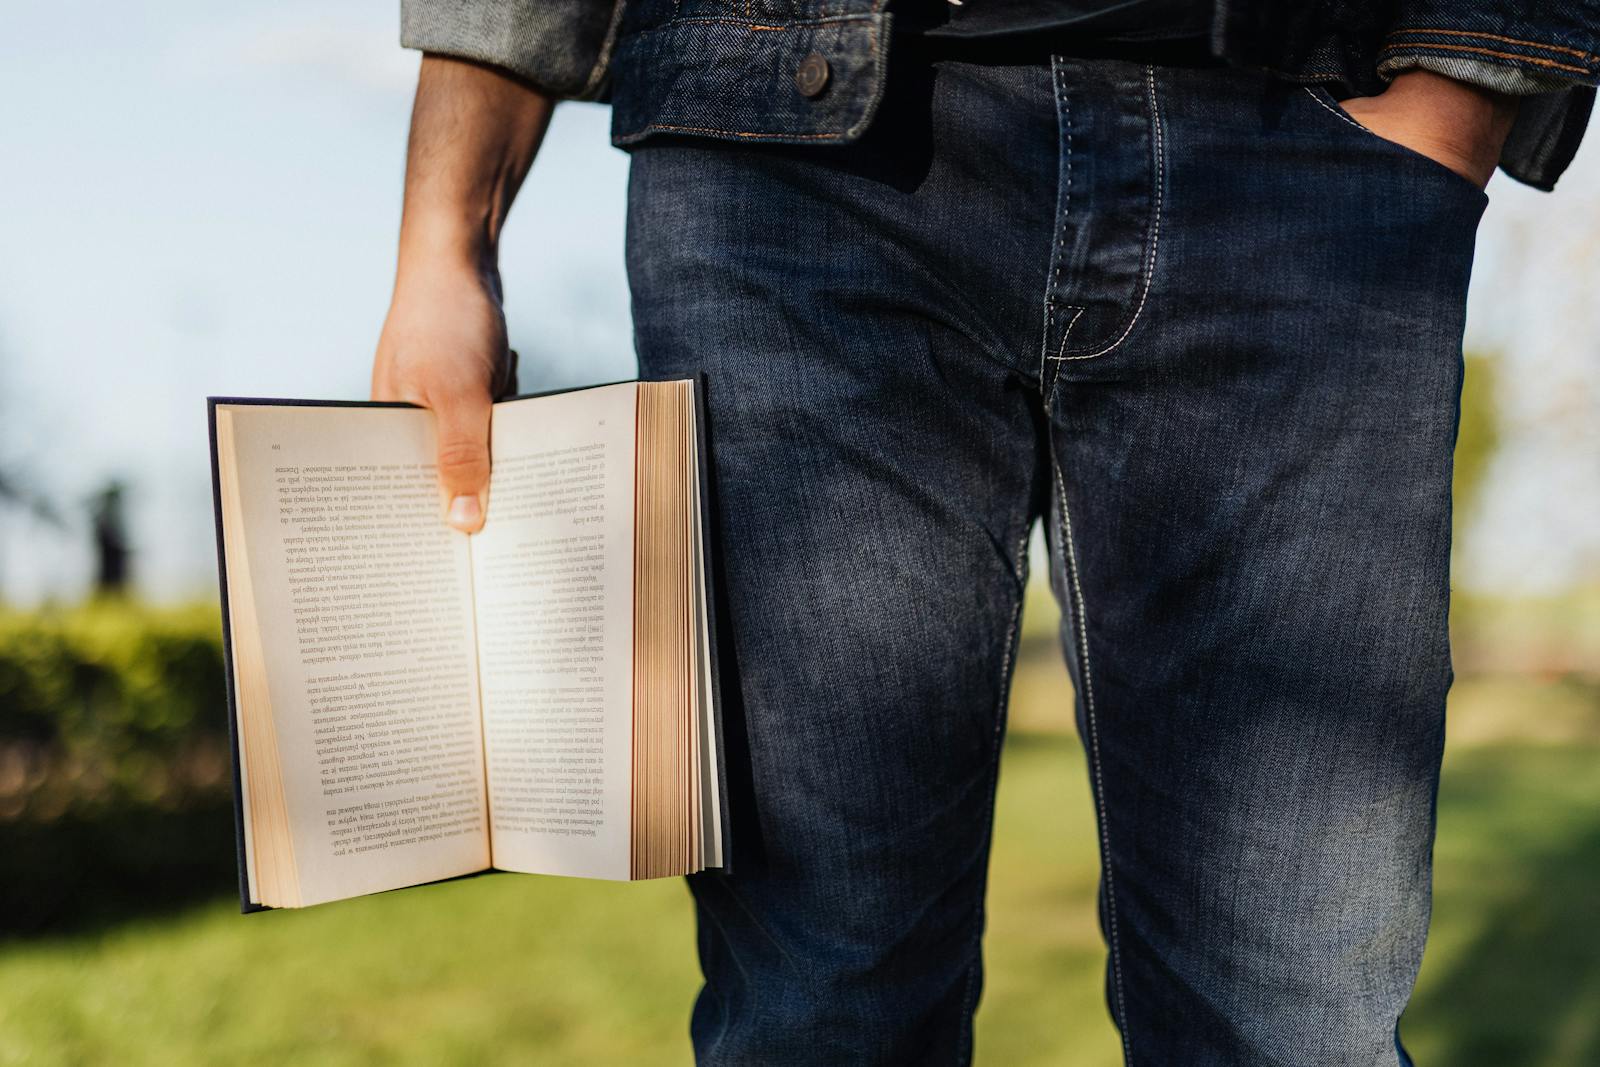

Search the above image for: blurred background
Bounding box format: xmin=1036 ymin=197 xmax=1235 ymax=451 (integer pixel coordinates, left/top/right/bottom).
xmin=2 ymin=3 xmax=1597 ymax=1064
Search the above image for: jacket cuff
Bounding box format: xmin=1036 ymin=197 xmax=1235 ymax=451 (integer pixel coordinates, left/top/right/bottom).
xmin=1377 ymin=52 xmax=1576 ymax=95
xmin=1378 ymin=27 xmax=1600 ymax=86
xmin=1378 ymin=13 xmax=1600 ymax=191
xmin=400 ymin=0 xmax=624 ymax=101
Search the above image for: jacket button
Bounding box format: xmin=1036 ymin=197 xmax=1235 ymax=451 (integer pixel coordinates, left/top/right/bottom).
xmin=795 ymin=52 xmax=831 ymax=97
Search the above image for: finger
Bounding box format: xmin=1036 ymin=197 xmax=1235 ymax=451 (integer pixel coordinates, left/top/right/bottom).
xmin=371 ymin=358 xmax=396 ymax=402
xmin=431 ymin=386 xmax=493 ymax=533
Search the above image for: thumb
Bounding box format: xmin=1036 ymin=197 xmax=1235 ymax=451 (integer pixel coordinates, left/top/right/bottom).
xmin=432 ymin=388 xmax=493 ymax=533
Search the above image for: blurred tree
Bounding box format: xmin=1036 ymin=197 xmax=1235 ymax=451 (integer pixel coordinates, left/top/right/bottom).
xmin=0 ymin=456 xmax=64 ymax=605
xmin=0 ymin=468 xmax=60 ymax=526
xmin=89 ymin=480 xmax=131 ymax=596
xmin=0 ymin=353 xmax=64 ymax=599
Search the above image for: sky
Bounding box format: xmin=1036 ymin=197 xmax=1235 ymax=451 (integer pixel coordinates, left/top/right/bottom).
xmin=0 ymin=1 xmax=1595 ymax=603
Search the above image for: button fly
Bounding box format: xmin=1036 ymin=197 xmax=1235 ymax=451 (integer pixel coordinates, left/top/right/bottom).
xmin=795 ymin=53 xmax=830 ymax=97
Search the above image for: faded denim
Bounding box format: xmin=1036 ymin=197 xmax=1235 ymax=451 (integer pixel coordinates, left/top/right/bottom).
xmin=627 ymin=41 xmax=1485 ymax=1067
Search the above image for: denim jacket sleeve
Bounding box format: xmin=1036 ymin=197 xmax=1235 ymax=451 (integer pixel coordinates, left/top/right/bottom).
xmin=399 ymin=0 xmax=624 ymax=100
xmin=1378 ymin=1 xmax=1600 ymax=189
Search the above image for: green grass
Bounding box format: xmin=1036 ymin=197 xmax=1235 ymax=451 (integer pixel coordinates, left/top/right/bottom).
xmin=1405 ymin=741 xmax=1600 ymax=1066
xmin=4 ymin=675 xmax=1599 ymax=1065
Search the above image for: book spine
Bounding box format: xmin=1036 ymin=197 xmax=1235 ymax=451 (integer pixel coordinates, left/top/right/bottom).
xmin=207 ymin=399 xmax=267 ymax=912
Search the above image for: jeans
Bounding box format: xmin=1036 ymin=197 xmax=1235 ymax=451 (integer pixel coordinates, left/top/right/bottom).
xmin=626 ymin=39 xmax=1486 ymax=1066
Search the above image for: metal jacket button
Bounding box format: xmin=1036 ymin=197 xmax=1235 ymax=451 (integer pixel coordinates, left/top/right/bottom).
xmin=795 ymin=52 xmax=830 ymax=97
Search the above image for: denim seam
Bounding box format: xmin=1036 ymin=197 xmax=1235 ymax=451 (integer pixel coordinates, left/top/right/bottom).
xmin=1387 ymin=26 xmax=1599 ymax=64
xmin=1049 ymin=65 xmax=1164 ymax=364
xmin=622 ymin=123 xmax=847 ymax=141
xmin=1302 ymin=86 xmax=1368 ymax=134
xmin=1051 ymin=457 xmax=1132 ymax=1062
xmin=1040 ymin=57 xmax=1075 ymax=390
xmin=578 ymin=0 xmax=629 ymax=99
xmin=954 ymin=523 xmax=1032 ymax=1064
xmin=1377 ymin=41 xmax=1592 ymax=76
xmin=656 ymin=15 xmax=867 ymax=30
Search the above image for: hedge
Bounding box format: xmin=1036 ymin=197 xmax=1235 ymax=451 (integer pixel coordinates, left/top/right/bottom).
xmin=0 ymin=602 xmax=236 ymax=934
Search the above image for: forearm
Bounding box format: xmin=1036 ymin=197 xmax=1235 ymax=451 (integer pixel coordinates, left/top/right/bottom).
xmin=375 ymin=55 xmax=555 ymax=531
xmin=397 ymin=55 xmax=555 ymax=286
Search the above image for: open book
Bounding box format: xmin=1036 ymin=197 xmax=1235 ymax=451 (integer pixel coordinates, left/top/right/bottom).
xmin=208 ymin=380 xmax=726 ymax=911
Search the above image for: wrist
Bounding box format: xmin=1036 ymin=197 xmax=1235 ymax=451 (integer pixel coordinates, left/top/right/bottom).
xmin=1384 ymin=69 xmax=1518 ymax=145
xmin=395 ymin=215 xmax=501 ymax=294
xmin=399 ymin=204 xmax=496 ymax=261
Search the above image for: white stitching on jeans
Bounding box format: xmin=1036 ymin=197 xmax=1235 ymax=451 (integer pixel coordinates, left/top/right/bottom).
xmin=1049 ymin=64 xmax=1165 ymax=364
xmin=955 ymin=523 xmax=1033 ymax=1063
xmin=1053 ymin=457 xmax=1132 ymax=1062
xmin=1300 ymin=84 xmax=1490 ymax=198
xmin=1040 ymin=57 xmax=1074 ymax=387
xmin=1302 ymin=85 xmax=1369 ymax=133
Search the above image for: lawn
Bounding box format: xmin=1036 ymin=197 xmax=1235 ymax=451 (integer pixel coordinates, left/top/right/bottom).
xmin=3 ymin=669 xmax=1599 ymax=1065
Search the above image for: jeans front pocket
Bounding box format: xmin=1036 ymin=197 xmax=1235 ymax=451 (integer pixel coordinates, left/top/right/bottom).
xmin=1302 ymin=85 xmax=1491 ymax=207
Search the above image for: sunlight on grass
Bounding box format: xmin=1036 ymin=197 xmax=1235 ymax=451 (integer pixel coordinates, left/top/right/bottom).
xmin=0 ymin=873 xmax=701 ymax=1066
xmin=3 ymin=603 xmax=1598 ymax=1065
xmin=7 ymin=716 xmax=1600 ymax=1065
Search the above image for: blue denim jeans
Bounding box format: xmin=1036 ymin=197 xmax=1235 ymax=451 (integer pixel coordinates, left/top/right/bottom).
xmin=626 ymin=41 xmax=1486 ymax=1066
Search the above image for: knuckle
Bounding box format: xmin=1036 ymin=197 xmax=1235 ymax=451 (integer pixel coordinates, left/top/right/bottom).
xmin=436 ymin=441 xmax=489 ymax=475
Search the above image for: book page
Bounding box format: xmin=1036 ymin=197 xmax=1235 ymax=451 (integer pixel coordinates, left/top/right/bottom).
xmin=219 ymin=404 xmax=490 ymax=906
xmin=474 ymin=383 xmax=639 ymax=880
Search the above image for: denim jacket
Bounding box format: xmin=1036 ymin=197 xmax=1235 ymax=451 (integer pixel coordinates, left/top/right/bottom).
xmin=401 ymin=0 xmax=1599 ymax=189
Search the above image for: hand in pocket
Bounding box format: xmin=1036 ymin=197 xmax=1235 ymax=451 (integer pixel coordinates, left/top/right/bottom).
xmin=1337 ymin=69 xmax=1518 ymax=189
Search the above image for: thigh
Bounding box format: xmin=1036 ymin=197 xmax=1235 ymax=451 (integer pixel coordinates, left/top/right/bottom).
xmin=625 ymin=55 xmax=1058 ymax=1065
xmin=1045 ymin=63 xmax=1485 ymax=1064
